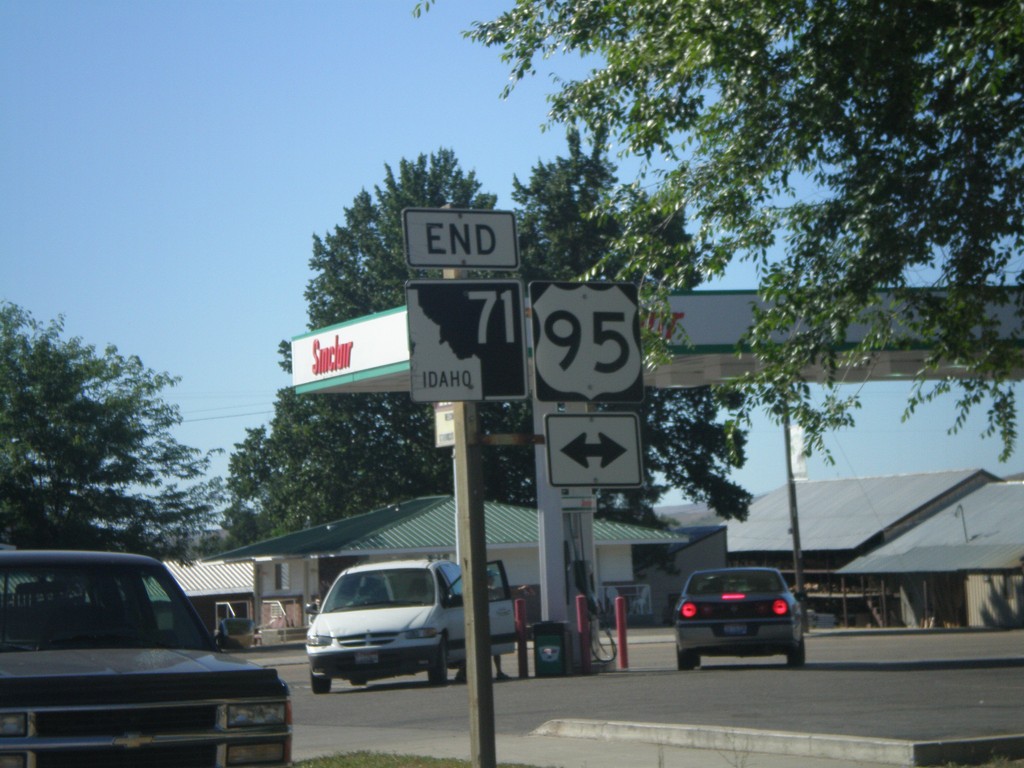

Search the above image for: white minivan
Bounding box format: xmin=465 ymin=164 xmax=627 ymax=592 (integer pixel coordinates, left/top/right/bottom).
xmin=305 ymin=559 xmax=515 ymax=692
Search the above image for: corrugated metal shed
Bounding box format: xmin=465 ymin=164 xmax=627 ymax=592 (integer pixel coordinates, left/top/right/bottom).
xmin=725 ymin=469 xmax=995 ymax=553
xmin=839 ymin=482 xmax=1024 ymax=574
xmin=165 ymin=560 xmax=254 ymax=596
xmin=207 ymin=496 xmax=685 ymax=563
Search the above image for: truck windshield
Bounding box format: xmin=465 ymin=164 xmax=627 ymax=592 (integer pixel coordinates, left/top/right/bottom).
xmin=0 ymin=564 xmax=213 ymax=652
xmin=322 ymin=568 xmax=435 ymax=612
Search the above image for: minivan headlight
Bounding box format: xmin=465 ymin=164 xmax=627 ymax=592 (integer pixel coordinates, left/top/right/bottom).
xmin=306 ymin=632 xmax=332 ymax=647
xmin=404 ymin=627 xmax=439 ymax=639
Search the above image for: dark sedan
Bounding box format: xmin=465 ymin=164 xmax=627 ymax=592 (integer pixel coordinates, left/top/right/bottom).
xmin=674 ymin=567 xmax=805 ymax=670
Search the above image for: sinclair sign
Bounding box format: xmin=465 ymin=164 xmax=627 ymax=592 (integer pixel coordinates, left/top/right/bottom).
xmin=291 ymin=307 xmax=409 ymax=394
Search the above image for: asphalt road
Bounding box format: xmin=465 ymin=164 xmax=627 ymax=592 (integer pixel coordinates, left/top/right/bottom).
xmin=244 ymin=628 xmax=1024 ymax=766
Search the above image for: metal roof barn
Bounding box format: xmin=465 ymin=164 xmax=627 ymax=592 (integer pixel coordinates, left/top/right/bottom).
xmin=724 ymin=469 xmax=997 ymax=553
xmin=839 ymin=482 xmax=1024 ymax=574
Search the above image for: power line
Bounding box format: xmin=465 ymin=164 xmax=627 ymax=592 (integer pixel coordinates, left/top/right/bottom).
xmin=181 ymin=410 xmax=274 ymax=424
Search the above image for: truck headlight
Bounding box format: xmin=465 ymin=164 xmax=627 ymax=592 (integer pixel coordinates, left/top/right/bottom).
xmin=0 ymin=713 xmax=26 ymax=737
xmin=404 ymin=627 xmax=439 ymax=639
xmin=227 ymin=702 xmax=287 ymax=728
xmin=227 ymin=742 xmax=287 ymax=765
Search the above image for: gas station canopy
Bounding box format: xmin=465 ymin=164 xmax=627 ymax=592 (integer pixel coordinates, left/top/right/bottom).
xmin=292 ymin=290 xmax=1024 ymax=395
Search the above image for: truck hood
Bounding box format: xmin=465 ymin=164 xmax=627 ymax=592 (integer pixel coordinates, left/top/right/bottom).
xmin=312 ymin=605 xmax=434 ymax=636
xmin=0 ymin=647 xmax=262 ymax=678
xmin=0 ymin=648 xmax=288 ymax=707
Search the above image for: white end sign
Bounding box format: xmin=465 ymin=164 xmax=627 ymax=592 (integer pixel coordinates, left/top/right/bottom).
xmin=404 ymin=208 xmax=519 ymax=270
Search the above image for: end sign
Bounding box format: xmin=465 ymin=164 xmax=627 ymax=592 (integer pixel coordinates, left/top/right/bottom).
xmin=404 ymin=208 xmax=519 ymax=270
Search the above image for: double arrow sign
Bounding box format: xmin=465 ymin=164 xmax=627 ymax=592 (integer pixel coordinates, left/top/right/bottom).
xmin=545 ymin=413 xmax=643 ymax=488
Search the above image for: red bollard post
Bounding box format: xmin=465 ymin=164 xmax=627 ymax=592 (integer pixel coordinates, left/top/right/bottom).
xmin=576 ymin=594 xmax=591 ymax=675
xmin=615 ymin=595 xmax=629 ymax=670
xmin=514 ymin=598 xmax=528 ymax=678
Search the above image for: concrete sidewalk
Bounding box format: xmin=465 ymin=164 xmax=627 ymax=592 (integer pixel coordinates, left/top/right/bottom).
xmin=292 ymin=720 xmax=1024 ymax=767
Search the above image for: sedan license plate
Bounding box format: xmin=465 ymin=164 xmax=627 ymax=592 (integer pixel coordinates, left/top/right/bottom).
xmin=355 ymin=651 xmax=378 ymax=665
xmin=723 ymin=623 xmax=748 ymax=636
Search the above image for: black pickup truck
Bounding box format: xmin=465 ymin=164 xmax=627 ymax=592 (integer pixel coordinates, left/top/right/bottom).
xmin=0 ymin=550 xmax=291 ymax=768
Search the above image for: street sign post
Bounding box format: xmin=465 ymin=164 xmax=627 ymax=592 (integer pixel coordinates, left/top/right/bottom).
xmin=530 ymin=282 xmax=644 ymax=403
xmin=544 ymin=413 xmax=644 ymax=487
xmin=406 ymin=279 xmax=528 ymax=403
xmin=404 ymin=208 xmax=519 ymax=270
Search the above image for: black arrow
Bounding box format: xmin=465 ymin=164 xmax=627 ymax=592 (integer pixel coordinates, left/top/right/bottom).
xmin=562 ymin=432 xmax=627 ymax=469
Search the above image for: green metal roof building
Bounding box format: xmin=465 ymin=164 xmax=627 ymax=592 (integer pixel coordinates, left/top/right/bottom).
xmin=212 ymin=495 xmax=683 ymax=562
xmin=206 ymin=496 xmax=686 ymax=634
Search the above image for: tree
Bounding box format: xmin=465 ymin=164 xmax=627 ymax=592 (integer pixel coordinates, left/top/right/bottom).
xmin=224 ymin=140 xmax=750 ymax=548
xmin=0 ymin=302 xmax=222 ymax=559
xmin=467 ymin=0 xmax=1024 ymax=460
xmin=510 ymin=129 xmax=750 ymax=523
xmin=222 ymin=150 xmax=497 ymax=545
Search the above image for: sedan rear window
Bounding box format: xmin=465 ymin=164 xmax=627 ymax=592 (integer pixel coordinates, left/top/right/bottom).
xmin=688 ymin=570 xmax=785 ymax=595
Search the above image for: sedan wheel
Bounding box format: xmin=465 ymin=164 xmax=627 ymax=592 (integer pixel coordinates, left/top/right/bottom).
xmin=676 ymin=649 xmax=699 ymax=671
xmin=786 ymin=639 xmax=806 ymax=667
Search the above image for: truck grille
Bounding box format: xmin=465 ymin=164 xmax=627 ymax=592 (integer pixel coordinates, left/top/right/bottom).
xmin=35 ymin=744 xmax=217 ymax=768
xmin=335 ymin=632 xmax=398 ymax=648
xmin=35 ymin=705 xmax=218 ymax=737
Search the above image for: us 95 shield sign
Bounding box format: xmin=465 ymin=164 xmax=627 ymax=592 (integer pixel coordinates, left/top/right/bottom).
xmin=530 ymin=281 xmax=644 ymax=403
xmin=406 ymin=280 xmax=528 ymax=402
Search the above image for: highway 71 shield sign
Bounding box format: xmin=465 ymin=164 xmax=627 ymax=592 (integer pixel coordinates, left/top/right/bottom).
xmin=406 ymin=279 xmax=528 ymax=402
xmin=545 ymin=413 xmax=643 ymax=487
xmin=530 ymin=282 xmax=644 ymax=403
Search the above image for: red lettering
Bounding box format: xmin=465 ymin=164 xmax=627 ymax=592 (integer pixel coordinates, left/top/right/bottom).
xmin=643 ymin=312 xmax=685 ymax=340
xmin=311 ymin=336 xmax=355 ymax=376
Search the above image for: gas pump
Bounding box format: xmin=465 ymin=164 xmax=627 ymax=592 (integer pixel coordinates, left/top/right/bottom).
xmin=565 ymin=508 xmax=617 ymax=666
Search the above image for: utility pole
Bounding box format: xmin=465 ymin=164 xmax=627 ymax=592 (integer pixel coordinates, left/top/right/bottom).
xmin=452 ymin=397 xmax=496 ymax=768
xmin=782 ymin=405 xmax=807 ymax=630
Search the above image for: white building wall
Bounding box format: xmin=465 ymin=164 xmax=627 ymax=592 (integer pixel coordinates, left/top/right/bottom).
xmin=595 ymin=545 xmax=635 ymax=582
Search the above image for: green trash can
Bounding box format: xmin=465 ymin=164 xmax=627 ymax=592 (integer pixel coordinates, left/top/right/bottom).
xmin=532 ymin=621 xmax=570 ymax=676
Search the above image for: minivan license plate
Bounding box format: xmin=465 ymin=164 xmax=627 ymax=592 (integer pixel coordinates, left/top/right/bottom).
xmin=355 ymin=651 xmax=378 ymax=664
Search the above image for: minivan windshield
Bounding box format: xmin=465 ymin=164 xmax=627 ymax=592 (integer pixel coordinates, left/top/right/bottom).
xmin=322 ymin=568 xmax=436 ymax=612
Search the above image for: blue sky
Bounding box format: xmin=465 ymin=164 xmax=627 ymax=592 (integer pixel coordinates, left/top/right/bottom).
xmin=2 ymin=0 xmax=1020 ymax=511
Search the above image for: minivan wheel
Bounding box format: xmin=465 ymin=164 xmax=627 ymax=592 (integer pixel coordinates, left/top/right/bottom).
xmin=310 ymin=673 xmax=331 ymax=694
xmin=428 ymin=636 xmax=449 ymax=685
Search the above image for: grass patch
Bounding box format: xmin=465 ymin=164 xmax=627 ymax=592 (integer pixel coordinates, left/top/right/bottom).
xmin=295 ymin=754 xmax=544 ymax=768
xmin=295 ymin=752 xmax=1023 ymax=768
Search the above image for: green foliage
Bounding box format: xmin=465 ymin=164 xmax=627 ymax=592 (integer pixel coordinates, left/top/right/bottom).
xmin=296 ymin=752 xmax=538 ymax=768
xmin=222 ymin=151 xmax=496 ymax=545
xmin=510 ymin=128 xmax=750 ymax=522
xmin=223 ymin=137 xmax=751 ymax=549
xmin=469 ymin=0 xmax=1024 ymax=461
xmin=0 ymin=302 xmax=223 ymax=558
